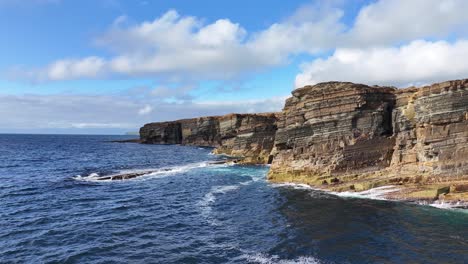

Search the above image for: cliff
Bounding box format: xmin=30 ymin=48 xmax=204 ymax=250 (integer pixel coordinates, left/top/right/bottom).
xmin=140 ymin=113 xmax=278 ymax=164
xmin=268 ymin=82 xmax=396 ymax=184
xmin=140 ymin=79 xmax=468 ymax=204
xmin=268 ymin=79 xmax=468 ymax=204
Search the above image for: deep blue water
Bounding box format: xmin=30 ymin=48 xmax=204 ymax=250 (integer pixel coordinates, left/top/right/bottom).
xmin=0 ymin=134 xmax=467 ymax=264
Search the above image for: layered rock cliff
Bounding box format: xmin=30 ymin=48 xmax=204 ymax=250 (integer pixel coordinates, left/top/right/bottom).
xmin=268 ymin=82 xmax=396 ymax=184
xmin=140 ymin=79 xmax=468 ymax=204
xmin=267 ymin=79 xmax=468 ymax=204
xmin=140 ymin=113 xmax=278 ymax=164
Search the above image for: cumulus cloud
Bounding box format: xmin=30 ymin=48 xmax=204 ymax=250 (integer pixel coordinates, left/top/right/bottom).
xmin=18 ymin=6 xmax=344 ymax=82
xmin=292 ymin=0 xmax=468 ymax=87
xmin=5 ymin=0 xmax=468 ymax=92
xmin=347 ymin=0 xmax=468 ymax=47
xmin=295 ymin=40 xmax=468 ymax=87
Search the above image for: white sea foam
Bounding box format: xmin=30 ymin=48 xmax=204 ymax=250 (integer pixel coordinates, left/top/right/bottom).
xmin=271 ymin=182 xmax=468 ymax=211
xmin=242 ymin=253 xmax=321 ymax=264
xmin=271 ymin=182 xmax=399 ymax=201
xmin=74 ymin=172 xmax=101 ymax=181
xmin=198 ymin=184 xmax=243 ymax=225
xmin=417 ymin=200 xmax=468 ymax=210
xmin=199 ymin=185 xmax=240 ymax=208
xmin=74 ymin=161 xmax=212 ymax=182
xmin=270 ymin=182 xmax=314 ymax=190
xmin=329 ymin=185 xmax=399 ymax=200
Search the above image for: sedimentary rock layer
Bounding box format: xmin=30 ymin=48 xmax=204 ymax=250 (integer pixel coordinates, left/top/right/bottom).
xmin=140 ymin=113 xmax=278 ymax=164
xmin=140 ymin=79 xmax=468 ymax=203
xmin=268 ymin=79 xmax=468 ymax=203
xmin=268 ymin=82 xmax=396 ymax=183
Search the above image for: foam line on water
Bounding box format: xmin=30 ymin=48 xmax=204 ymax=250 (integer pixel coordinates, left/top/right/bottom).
xmin=271 ymin=182 xmax=468 ymax=210
xmin=270 ymin=182 xmax=314 ymax=190
xmin=199 ymin=185 xmax=240 ymax=209
xmin=198 ymin=183 xmax=249 ymax=225
xmin=417 ymin=200 xmax=468 ymax=210
xmin=241 ymin=253 xmax=322 ymax=264
xmin=271 ymin=182 xmax=398 ymax=200
xmin=73 ymin=161 xmax=220 ymax=182
xmin=329 ymin=185 xmax=399 ymax=200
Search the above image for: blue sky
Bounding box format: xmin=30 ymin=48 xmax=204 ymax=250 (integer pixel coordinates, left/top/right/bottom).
xmin=1 ymin=0 xmax=467 ymax=134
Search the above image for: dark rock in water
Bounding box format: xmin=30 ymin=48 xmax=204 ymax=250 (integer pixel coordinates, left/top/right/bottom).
xmin=94 ymin=171 xmax=150 ymax=181
xmin=208 ymin=158 xmax=242 ymax=165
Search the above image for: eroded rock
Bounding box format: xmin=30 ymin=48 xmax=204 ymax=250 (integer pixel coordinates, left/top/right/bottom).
xmin=139 ymin=79 xmax=468 ymax=203
xmin=140 ymin=113 xmax=278 ymax=164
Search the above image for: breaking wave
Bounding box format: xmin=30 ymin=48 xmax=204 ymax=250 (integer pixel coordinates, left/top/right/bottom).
xmin=198 ymin=184 xmax=242 ymax=225
xmin=329 ymin=185 xmax=399 ymax=200
xmin=73 ymin=161 xmax=212 ymax=182
xmin=242 ymin=253 xmax=322 ymax=264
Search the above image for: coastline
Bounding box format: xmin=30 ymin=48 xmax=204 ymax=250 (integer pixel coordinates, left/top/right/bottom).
xmin=138 ymin=78 xmax=468 ymax=205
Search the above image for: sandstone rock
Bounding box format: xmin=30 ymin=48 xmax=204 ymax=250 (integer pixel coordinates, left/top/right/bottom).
xmin=140 ymin=113 xmax=278 ymax=163
xmin=140 ymin=78 xmax=468 ymax=203
xmin=390 ymin=79 xmax=468 ymax=178
xmin=268 ymin=82 xmax=396 ymax=184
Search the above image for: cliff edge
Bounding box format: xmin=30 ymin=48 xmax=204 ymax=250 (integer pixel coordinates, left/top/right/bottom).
xmin=140 ymin=79 xmax=468 ymax=205
xmin=140 ymin=113 xmax=278 ymax=164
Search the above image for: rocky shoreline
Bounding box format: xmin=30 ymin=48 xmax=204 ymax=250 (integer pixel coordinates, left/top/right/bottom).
xmin=139 ymin=79 xmax=468 ymax=206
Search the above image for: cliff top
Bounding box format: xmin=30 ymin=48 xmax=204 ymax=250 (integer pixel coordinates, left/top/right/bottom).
xmin=142 ymin=112 xmax=280 ymax=127
xmin=292 ymin=81 xmax=396 ymax=98
xmin=396 ymin=78 xmax=468 ymax=96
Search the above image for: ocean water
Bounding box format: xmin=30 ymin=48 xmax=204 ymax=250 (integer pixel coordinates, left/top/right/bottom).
xmin=0 ymin=134 xmax=467 ymax=264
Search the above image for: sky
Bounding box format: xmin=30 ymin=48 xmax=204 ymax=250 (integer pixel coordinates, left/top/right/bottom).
xmin=1 ymin=0 xmax=468 ymax=134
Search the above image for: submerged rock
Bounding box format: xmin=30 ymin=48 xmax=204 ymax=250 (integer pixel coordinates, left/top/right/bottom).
xmin=92 ymin=159 xmax=240 ymax=181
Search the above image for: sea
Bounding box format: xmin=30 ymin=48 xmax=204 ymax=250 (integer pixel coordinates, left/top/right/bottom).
xmin=0 ymin=134 xmax=467 ymax=263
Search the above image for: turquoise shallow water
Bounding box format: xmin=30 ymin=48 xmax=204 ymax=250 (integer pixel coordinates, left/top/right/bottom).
xmin=0 ymin=134 xmax=467 ymax=263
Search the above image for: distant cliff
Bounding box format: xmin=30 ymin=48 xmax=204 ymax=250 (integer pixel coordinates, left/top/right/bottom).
xmin=140 ymin=79 xmax=468 ymax=204
xmin=140 ymin=113 xmax=278 ymax=164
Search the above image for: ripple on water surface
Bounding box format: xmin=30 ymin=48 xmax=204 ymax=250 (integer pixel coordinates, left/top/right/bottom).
xmin=0 ymin=134 xmax=467 ymax=263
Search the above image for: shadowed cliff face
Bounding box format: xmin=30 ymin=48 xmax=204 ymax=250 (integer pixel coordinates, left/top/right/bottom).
xmin=140 ymin=113 xmax=278 ymax=164
xmin=140 ymin=79 xmax=468 ymax=204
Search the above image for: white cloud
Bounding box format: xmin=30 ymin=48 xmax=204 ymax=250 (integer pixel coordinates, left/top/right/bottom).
xmin=347 ymin=0 xmax=468 ymax=46
xmin=295 ymin=40 xmax=468 ymax=87
xmin=46 ymin=57 xmax=106 ymax=81
xmin=137 ymin=105 xmax=153 ymax=115
xmin=20 ymin=6 xmax=343 ymax=82
xmin=7 ymin=0 xmax=468 ymax=88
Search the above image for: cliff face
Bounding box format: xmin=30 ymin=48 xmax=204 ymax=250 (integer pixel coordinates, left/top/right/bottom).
xmin=390 ymin=80 xmax=468 ymax=177
xmin=140 ymin=79 xmax=468 ymax=203
xmin=267 ymin=79 xmax=468 ymax=203
xmin=268 ymin=82 xmax=397 ymax=185
xmin=385 ymin=80 xmax=468 ymax=202
xmin=140 ymin=113 xmax=278 ymax=164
